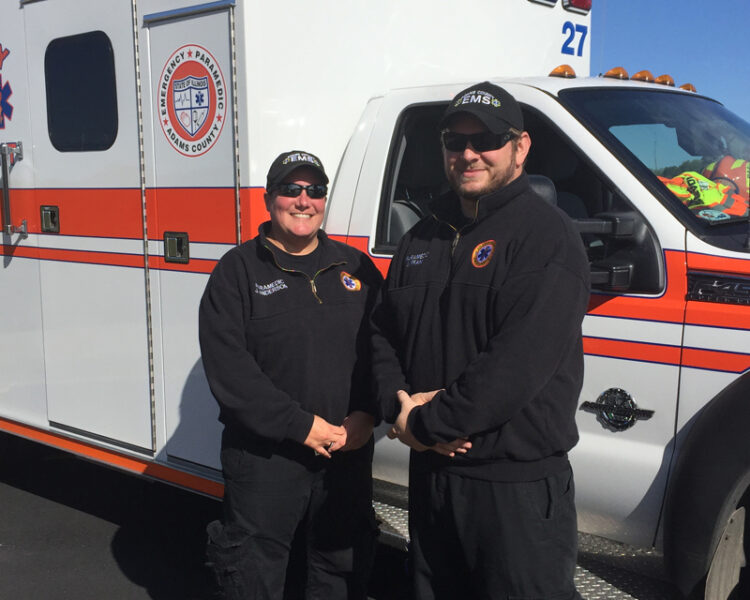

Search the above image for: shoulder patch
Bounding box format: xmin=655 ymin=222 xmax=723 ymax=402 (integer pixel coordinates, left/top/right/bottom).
xmin=340 ymin=271 xmax=362 ymax=291
xmin=471 ymin=240 xmax=496 ymax=268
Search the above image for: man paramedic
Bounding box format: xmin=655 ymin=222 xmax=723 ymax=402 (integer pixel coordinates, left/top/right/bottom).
xmin=199 ymin=150 xmax=381 ymax=599
xmin=372 ymin=82 xmax=589 ymax=599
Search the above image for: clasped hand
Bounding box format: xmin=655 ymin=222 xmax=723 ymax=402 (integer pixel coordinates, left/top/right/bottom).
xmin=303 ymin=411 xmax=375 ymax=458
xmin=388 ymin=390 xmax=471 ymax=457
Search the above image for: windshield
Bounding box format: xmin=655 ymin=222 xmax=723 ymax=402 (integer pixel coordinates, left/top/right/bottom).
xmin=559 ymin=88 xmax=750 ymax=227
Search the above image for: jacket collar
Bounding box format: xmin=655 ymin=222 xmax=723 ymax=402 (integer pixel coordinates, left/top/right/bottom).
xmin=257 ymin=222 xmax=347 ymax=270
xmin=432 ymin=171 xmax=530 ymax=229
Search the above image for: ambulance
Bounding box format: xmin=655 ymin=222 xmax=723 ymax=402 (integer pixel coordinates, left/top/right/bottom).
xmin=1 ymin=0 xmax=748 ymax=597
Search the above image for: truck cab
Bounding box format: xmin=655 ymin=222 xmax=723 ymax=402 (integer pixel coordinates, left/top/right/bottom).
xmin=326 ymin=73 xmax=750 ymax=598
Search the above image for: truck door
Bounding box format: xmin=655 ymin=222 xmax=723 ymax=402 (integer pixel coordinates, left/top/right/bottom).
xmin=339 ymin=85 xmax=686 ymax=549
xmin=141 ymin=2 xmax=237 ymax=470
xmin=22 ymin=1 xmax=152 ymax=451
xmin=0 ymin=7 xmax=47 ymax=430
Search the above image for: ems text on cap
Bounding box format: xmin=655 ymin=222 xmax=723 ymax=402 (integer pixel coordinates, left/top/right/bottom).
xmin=440 ymin=81 xmax=524 ymax=135
xmin=266 ymin=150 xmax=329 ymax=190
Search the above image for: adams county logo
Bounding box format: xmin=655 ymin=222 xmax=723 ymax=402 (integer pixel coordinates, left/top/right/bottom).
xmin=471 ymin=240 xmax=496 ymax=268
xmin=159 ymin=44 xmax=227 ymax=157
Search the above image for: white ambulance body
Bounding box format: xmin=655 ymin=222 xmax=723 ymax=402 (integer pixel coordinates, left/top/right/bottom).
xmin=1 ymin=0 xmax=748 ymax=597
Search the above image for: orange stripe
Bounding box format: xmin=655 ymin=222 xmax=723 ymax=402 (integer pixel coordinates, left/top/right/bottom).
xmin=687 ymin=252 xmax=750 ymax=276
xmin=0 ymin=189 xmax=41 ymax=232
xmin=682 ymin=347 xmax=750 ymax=373
xmin=330 ymin=234 xmax=392 ymax=278
xmin=1 ymin=245 xmax=144 ymax=268
xmin=0 ymin=417 xmax=224 ymax=498
xmin=583 ymin=337 xmax=682 ymax=366
xmin=686 ymin=300 xmax=749 ymax=330
xmin=240 ymin=187 xmax=268 ymax=243
xmin=3 ymin=188 xmax=144 ymax=239
xmin=587 ymin=250 xmax=687 ymax=322
xmin=146 ymin=188 xmax=236 ymax=244
xmin=148 ymin=255 xmax=217 ymax=274
xmin=0 ymin=244 xmax=40 ymax=260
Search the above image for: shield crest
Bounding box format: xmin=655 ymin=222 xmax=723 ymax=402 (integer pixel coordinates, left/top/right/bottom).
xmin=173 ymin=75 xmax=209 ymax=136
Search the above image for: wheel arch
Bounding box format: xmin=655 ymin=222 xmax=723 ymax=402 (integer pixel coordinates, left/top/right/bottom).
xmin=663 ymin=371 xmax=750 ymax=596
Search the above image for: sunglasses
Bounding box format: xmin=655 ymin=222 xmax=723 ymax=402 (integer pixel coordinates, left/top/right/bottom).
xmin=273 ymin=183 xmax=328 ymax=199
xmin=441 ymin=130 xmax=516 ymax=153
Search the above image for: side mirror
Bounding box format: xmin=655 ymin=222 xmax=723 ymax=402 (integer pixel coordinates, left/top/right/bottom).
xmin=572 ymin=211 xmax=661 ymax=293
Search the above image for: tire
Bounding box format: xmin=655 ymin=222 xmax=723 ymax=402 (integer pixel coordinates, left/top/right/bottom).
xmin=696 ymin=482 xmax=749 ymax=600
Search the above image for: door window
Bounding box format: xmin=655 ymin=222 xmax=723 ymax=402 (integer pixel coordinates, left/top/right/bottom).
xmin=45 ymin=31 xmax=118 ymax=152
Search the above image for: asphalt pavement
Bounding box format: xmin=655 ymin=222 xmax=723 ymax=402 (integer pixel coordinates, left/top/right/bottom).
xmin=0 ymin=432 xmax=407 ymax=599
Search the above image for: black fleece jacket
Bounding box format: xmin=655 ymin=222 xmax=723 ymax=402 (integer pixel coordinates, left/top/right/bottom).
xmin=199 ymin=224 xmax=382 ymax=456
xmin=371 ymin=172 xmax=590 ymax=481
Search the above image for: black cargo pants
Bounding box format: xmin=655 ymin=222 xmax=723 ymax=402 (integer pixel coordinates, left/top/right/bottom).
xmin=207 ymin=434 xmax=377 ymax=600
xmin=409 ymin=466 xmax=582 ymax=600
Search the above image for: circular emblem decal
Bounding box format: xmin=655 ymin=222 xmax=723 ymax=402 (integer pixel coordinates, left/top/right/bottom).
xmin=581 ymin=388 xmax=654 ymax=431
xmin=471 ymin=240 xmax=496 ymax=268
xmin=158 ymin=44 xmax=227 ymax=157
xmin=340 ymin=272 xmax=361 ymax=291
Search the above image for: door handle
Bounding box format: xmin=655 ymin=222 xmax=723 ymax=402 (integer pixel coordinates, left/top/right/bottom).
xmin=1 ymin=141 xmax=27 ymax=237
xmin=164 ymin=231 xmax=190 ymax=264
xmin=41 ymin=205 xmax=60 ymax=233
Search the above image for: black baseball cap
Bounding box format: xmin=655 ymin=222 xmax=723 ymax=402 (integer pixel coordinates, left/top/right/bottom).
xmin=266 ymin=150 xmax=329 ymax=189
xmin=439 ymin=81 xmax=524 ymax=134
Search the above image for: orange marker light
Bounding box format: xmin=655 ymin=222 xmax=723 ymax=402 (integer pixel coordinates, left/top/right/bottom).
xmin=631 ymin=70 xmax=655 ymax=83
xmin=655 ymin=74 xmax=675 ymax=87
xmin=549 ymin=64 xmax=576 ymax=78
xmin=680 ymin=83 xmax=697 ymax=92
xmin=603 ymin=67 xmax=629 ymax=80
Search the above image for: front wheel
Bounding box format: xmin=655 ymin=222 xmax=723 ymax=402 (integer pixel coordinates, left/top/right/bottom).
xmin=701 ymin=485 xmax=749 ymax=600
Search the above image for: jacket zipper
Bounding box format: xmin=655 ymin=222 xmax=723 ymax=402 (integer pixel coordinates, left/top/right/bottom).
xmin=447 ymin=198 xmax=480 ymax=258
xmin=263 ymin=242 xmax=344 ymax=304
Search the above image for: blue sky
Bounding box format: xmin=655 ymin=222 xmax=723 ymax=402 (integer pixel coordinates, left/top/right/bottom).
xmin=591 ymin=0 xmax=750 ymax=123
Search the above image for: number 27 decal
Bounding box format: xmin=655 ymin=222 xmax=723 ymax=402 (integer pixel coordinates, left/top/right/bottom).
xmin=561 ymin=21 xmax=588 ymax=57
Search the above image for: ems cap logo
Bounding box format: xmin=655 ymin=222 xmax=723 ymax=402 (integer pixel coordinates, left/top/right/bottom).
xmin=471 ymin=240 xmax=496 ymax=268
xmin=340 ymin=272 xmax=361 ymax=292
xmin=282 ymin=153 xmax=322 ymax=168
xmin=159 ymin=44 xmax=227 ymax=157
xmin=454 ymin=90 xmax=502 ymax=109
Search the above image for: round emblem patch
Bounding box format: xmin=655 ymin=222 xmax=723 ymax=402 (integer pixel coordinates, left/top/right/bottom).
xmin=158 ymin=44 xmax=227 ymax=157
xmin=340 ymin=272 xmax=361 ymax=291
xmin=471 ymin=240 xmax=496 ymax=268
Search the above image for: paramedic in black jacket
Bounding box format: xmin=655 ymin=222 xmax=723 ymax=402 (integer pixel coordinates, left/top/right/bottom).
xmin=372 ymin=83 xmax=589 ymax=599
xmin=199 ymin=150 xmax=382 ymax=600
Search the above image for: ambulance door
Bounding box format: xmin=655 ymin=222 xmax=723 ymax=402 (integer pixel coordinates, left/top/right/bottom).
xmin=0 ymin=6 xmax=48 ymax=429
xmin=23 ymin=1 xmax=152 ymax=451
xmin=141 ymin=2 xmax=236 ymax=470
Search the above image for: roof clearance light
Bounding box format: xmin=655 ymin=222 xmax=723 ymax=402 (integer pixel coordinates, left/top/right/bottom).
xmin=603 ymin=67 xmax=629 ymax=80
xmin=655 ymin=74 xmax=675 ymax=87
xmin=680 ymin=83 xmax=697 ymax=93
xmin=549 ymin=64 xmax=577 ymax=78
xmin=562 ymin=0 xmax=592 ymax=15
xmin=631 ymin=70 xmax=655 ymax=83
